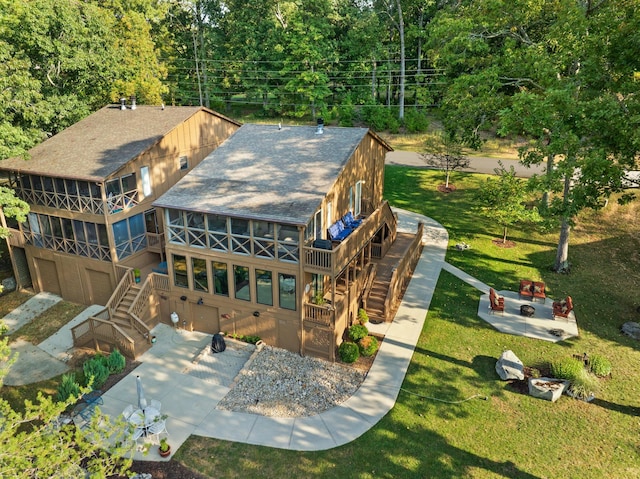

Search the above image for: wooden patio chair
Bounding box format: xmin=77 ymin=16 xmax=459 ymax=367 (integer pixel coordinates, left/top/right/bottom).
xmin=489 ymin=288 xmax=505 ymax=315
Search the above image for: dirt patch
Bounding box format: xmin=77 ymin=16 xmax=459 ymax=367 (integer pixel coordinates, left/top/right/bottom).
xmin=492 ymin=238 xmax=516 ymax=248
xmin=437 ymin=184 xmax=457 ymax=193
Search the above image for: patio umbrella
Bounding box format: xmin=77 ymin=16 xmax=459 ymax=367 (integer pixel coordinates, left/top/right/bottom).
xmin=136 ymin=375 xmax=147 ymax=410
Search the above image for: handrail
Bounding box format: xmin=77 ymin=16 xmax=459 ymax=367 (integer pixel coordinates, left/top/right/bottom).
xmin=107 ymin=266 xmax=134 ymax=317
xmin=361 ymin=263 xmax=378 ymax=311
xmin=128 ymin=276 xmax=153 ymax=339
xmin=71 ymin=316 xmax=137 ymax=359
xmin=303 ymin=200 xmax=397 ymax=276
xmin=383 ymin=222 xmax=424 ymax=320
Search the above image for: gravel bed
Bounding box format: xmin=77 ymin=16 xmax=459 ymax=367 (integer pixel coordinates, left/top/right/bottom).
xmin=217 ymin=345 xmax=366 ymax=417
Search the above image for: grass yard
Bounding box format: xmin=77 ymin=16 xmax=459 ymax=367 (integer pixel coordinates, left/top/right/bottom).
xmin=173 ymin=166 xmax=640 ymax=478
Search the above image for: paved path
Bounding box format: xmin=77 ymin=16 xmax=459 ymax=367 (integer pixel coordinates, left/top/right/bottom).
xmin=2 ymin=207 xmax=579 ymax=458
xmin=386 ymin=150 xmax=545 ymax=178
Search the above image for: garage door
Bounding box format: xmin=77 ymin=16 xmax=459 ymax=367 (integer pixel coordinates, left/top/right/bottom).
xmin=35 ymin=258 xmax=61 ymax=295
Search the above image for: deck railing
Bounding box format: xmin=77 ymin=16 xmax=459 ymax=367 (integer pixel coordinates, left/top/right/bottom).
xmin=382 ymin=222 xmax=424 ymax=321
xmin=5 ymin=227 xmax=25 ymax=248
xmin=303 ymin=201 xmax=397 ymax=276
xmin=146 ymin=232 xmax=165 ymax=253
xmin=107 ymin=266 xmax=134 ymax=317
xmin=71 ymin=316 xmax=137 ymax=359
xmin=128 ymin=277 xmax=154 ymax=338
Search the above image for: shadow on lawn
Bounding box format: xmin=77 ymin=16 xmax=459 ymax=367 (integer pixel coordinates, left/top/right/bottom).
xmin=591 ymin=398 xmax=640 ymax=417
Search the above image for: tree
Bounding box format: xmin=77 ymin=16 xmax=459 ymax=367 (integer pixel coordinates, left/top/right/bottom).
xmin=475 ymin=163 xmax=541 ymax=244
xmin=0 ymin=187 xmax=29 ymax=242
xmin=427 ymin=0 xmax=640 ymax=271
xmin=420 ymin=132 xmax=470 ymax=191
xmin=0 ymin=333 xmax=133 ymax=477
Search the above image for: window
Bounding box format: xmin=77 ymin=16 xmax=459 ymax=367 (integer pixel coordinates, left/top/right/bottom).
xmin=234 ymin=265 xmax=250 ymax=301
xmin=179 ymin=155 xmax=189 ymax=170
xmin=279 ymin=273 xmax=296 ymax=310
xmin=256 ymin=269 xmax=273 ymax=306
xmin=213 ymin=262 xmax=229 ymax=296
xmin=141 ymin=166 xmax=152 ymax=197
xmin=355 ymin=181 xmax=363 ymax=216
xmin=231 ymin=218 xmax=250 ymax=254
xmin=186 ymin=212 xmax=206 ymax=248
xmin=207 ymin=214 xmax=228 ymax=251
xmin=167 ymin=209 xmax=186 ymax=245
xmin=173 ymin=254 xmax=188 ymax=288
xmin=112 ymin=213 xmax=147 ymax=260
xmin=192 ymin=258 xmax=208 ymax=292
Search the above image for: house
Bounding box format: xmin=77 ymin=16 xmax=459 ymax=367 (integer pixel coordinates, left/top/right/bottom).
xmin=1 ymin=110 xmax=423 ymax=361
xmin=152 ymin=122 xmax=423 ymax=361
xmin=0 ymin=104 xmax=240 ymax=305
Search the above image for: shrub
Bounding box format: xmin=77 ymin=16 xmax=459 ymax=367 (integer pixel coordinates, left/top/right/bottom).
xmin=348 ymin=324 xmax=369 ymax=342
xmin=550 ymin=357 xmax=584 ymax=381
xmin=589 ymin=354 xmax=612 ymax=377
xmin=404 ymin=108 xmax=430 ymax=133
xmin=358 ymin=335 xmax=379 ymax=357
xmin=83 ymin=355 xmax=110 ymax=389
xmin=106 ymin=349 xmax=126 ymax=374
xmin=568 ymin=368 xmax=600 ymax=400
xmin=357 ymin=308 xmax=369 ymax=325
xmin=339 ymin=341 xmax=360 ymax=363
xmin=57 ymin=373 xmax=81 ymax=402
xmin=361 ymin=105 xmax=397 ymax=132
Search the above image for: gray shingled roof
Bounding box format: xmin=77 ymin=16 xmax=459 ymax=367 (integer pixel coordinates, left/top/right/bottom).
xmin=0 ymin=105 xmax=237 ymax=181
xmin=154 ymin=123 xmax=380 ymax=225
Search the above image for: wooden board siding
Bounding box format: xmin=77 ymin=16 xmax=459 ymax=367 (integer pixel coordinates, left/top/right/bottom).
xmin=27 ymin=246 xmax=116 ymax=305
xmin=314 ymin=132 xmax=388 ymax=236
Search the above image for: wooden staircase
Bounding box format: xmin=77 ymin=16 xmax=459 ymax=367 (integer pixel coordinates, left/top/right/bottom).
xmin=111 ymin=285 xmax=150 ymax=349
xmin=366 ymin=232 xmax=417 ymax=323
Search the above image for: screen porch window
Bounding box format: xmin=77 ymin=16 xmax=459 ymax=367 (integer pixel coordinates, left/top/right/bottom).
xmin=167 ymin=209 xmax=186 ymax=245
xmin=112 ymin=213 xmax=146 ymax=260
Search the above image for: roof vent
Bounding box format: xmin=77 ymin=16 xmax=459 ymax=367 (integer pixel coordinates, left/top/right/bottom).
xmin=130 ymin=94 xmax=137 ymax=110
xmin=316 ymin=118 xmax=324 ymax=135
xmin=120 ymin=97 xmax=126 ymax=110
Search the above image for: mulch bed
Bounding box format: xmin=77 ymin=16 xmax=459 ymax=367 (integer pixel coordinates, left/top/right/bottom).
xmin=492 ymin=238 xmax=516 ymax=248
xmin=506 ymin=366 xmax=551 ymax=395
xmin=437 ymin=184 xmax=457 ymax=193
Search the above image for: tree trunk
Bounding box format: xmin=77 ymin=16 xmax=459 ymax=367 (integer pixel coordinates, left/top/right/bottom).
xmin=396 ymin=0 xmax=405 ymax=120
xmin=445 ymin=170 xmax=450 ymax=189
xmin=554 ymin=173 xmax=572 ymax=271
xmin=371 ymin=59 xmax=376 ymax=102
xmin=541 ymin=153 xmax=554 ymax=208
xmin=503 ymin=226 xmax=508 ymax=244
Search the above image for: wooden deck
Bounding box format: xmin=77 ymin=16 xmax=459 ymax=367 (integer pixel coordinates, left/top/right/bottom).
xmin=366 ymin=232 xmax=416 ymax=322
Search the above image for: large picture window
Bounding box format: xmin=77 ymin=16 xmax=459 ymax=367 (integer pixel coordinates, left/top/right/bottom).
xmin=192 ymin=258 xmax=208 ymax=292
xmin=173 ymin=254 xmax=188 ymax=288
xmin=213 ymin=262 xmax=229 ymax=296
xmin=234 ymin=265 xmax=250 ymax=301
xmin=255 ymin=269 xmax=273 ymax=306
xmin=279 ymin=273 xmax=296 ymax=310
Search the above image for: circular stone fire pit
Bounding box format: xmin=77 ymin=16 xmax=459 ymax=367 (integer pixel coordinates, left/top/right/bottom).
xmin=520 ymin=304 xmax=535 ymax=317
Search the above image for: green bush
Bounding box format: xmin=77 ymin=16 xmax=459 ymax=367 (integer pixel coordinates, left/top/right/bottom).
xmin=83 ymin=355 xmax=110 ymax=389
xmin=568 ymin=368 xmax=600 ymax=400
xmin=361 ymin=105 xmax=399 ymax=132
xmin=589 ymin=354 xmax=612 ymax=377
xmin=358 ymin=335 xmax=379 ymax=357
xmin=348 ymin=324 xmax=369 ymax=342
xmin=339 ymin=341 xmax=360 ymax=363
xmin=56 ymin=373 xmax=81 ymax=402
xmin=550 ymin=357 xmax=584 ymax=381
xmin=106 ymin=349 xmax=126 ymax=374
xmin=404 ymin=109 xmax=430 ymax=133
xmin=357 ymin=308 xmax=369 ymax=325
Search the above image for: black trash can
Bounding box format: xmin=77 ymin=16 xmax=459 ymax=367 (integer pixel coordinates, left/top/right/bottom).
xmin=211 ymin=333 xmax=226 ymax=353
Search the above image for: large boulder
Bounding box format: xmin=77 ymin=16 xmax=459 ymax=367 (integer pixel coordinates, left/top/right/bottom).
xmin=495 ymin=350 xmax=524 ymax=380
xmin=622 ymin=322 xmax=640 ymax=340
xmin=1 ymin=277 xmax=16 ymax=293
xmin=528 ymin=377 xmax=569 ymax=402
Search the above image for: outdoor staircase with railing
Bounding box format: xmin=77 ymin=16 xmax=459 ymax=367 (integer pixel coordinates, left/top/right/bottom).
xmin=364 ymin=230 xmax=422 ymax=323
xmin=71 ymin=267 xmax=156 ymax=359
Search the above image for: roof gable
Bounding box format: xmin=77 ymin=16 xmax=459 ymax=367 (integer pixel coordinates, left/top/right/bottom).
xmin=154 ymin=123 xmax=382 ymax=225
xmin=0 ymin=105 xmax=238 ymax=181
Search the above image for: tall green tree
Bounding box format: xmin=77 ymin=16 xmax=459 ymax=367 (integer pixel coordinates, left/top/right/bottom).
xmin=428 ymin=0 xmax=640 ymax=271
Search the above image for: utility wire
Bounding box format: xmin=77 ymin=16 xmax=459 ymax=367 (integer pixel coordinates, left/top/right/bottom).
xmin=399 ymin=388 xmax=489 ymax=404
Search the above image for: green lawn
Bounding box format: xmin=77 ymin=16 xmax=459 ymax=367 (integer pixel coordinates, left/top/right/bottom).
xmin=174 ymin=166 xmax=640 ymax=478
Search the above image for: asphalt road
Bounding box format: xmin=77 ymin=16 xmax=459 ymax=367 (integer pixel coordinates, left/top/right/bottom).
xmin=386 ymin=150 xmax=545 ymax=178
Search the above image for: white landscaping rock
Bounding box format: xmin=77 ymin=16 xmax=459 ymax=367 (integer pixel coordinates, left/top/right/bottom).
xmin=495 ymin=350 xmax=525 ymax=380
xmin=528 ymin=377 xmax=569 ymax=402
